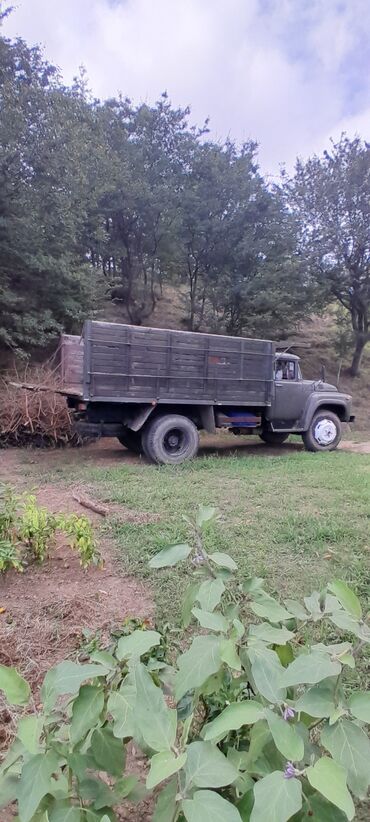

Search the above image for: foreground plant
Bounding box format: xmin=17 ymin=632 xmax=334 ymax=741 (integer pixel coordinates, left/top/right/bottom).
xmin=0 ymin=506 xmax=369 ymax=821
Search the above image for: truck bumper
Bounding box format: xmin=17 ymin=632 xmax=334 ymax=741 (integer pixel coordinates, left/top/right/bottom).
xmin=349 ymin=415 xmax=356 ymax=423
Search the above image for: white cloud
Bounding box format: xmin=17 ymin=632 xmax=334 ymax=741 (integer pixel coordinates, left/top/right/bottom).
xmin=3 ymin=0 xmax=370 ymax=172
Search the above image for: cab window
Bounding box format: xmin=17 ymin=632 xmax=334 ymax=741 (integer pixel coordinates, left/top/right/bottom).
xmin=275 ymin=360 xmax=296 ymax=381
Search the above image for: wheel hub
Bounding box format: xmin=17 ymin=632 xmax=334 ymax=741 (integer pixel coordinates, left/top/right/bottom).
xmin=314 ymin=418 xmax=337 ymax=445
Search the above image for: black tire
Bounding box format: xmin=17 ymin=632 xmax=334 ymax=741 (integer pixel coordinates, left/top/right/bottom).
xmin=143 ymin=414 xmax=199 ymax=465
xmin=117 ymin=429 xmax=143 ymax=454
xmin=302 ymin=410 xmax=342 ymax=452
xmin=259 ymin=431 xmax=289 ymax=446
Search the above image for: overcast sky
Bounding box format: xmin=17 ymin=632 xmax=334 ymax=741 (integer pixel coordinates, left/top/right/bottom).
xmin=3 ymin=0 xmax=370 ymax=174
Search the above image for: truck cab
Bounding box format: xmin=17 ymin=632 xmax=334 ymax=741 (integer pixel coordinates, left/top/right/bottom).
xmin=264 ymin=353 xmax=354 ymax=451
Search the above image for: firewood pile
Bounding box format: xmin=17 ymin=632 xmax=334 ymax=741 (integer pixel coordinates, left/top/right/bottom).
xmin=0 ymin=366 xmax=82 ymax=447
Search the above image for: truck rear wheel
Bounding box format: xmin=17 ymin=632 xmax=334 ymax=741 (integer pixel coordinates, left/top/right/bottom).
xmin=117 ymin=429 xmax=143 ymax=454
xmin=302 ymin=410 xmax=342 ymax=452
xmin=259 ymin=431 xmax=289 ymax=446
xmin=143 ymin=414 xmax=199 ymax=465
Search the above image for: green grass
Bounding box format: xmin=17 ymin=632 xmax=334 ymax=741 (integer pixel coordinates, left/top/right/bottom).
xmin=77 ymin=449 xmax=370 ymax=625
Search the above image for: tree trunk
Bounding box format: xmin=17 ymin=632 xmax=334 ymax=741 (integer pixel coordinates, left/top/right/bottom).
xmin=349 ymin=334 xmax=368 ymax=377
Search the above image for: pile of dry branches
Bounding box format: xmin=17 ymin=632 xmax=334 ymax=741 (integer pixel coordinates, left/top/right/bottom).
xmin=0 ymin=365 xmax=81 ymax=447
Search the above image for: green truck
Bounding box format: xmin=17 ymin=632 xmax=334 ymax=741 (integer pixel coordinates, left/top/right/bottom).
xmin=63 ymin=321 xmax=354 ymax=464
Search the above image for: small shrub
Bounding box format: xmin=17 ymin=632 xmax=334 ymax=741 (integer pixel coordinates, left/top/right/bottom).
xmin=19 ymin=495 xmax=57 ymax=563
xmin=58 ymin=512 xmax=102 ymax=568
xmin=0 ymin=540 xmax=23 ymax=573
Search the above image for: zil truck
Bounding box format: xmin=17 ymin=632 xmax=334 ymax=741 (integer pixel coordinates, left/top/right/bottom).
xmin=62 ymin=320 xmax=354 ymax=464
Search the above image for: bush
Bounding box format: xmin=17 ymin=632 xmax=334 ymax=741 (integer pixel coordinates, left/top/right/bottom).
xmin=0 ymin=506 xmax=369 ymax=821
xmin=0 ymin=483 xmax=101 ymax=570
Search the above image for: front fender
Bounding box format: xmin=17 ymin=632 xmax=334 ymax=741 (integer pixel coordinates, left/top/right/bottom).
xmin=299 ymin=395 xmax=351 ymax=430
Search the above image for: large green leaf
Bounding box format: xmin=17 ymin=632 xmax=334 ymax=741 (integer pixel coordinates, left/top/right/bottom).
xmin=107 ymin=683 xmax=136 ymax=738
xmin=135 ymin=662 xmax=177 ymax=751
xmin=43 ymin=662 xmax=109 ymax=702
xmin=249 ymin=624 xmax=294 ymax=644
xmin=182 ymin=789 xmax=242 ymax=822
xmin=321 ymin=719 xmax=370 ymax=798
xmin=296 ymin=684 xmax=336 ymax=718
xmin=149 ymin=543 xmax=192 ymax=568
xmin=153 ymin=777 xmax=178 ymax=822
xmin=182 ymin=581 xmax=202 ymax=628
xmin=306 ymin=757 xmax=355 ymax=820
xmin=175 ymin=635 xmax=222 ymax=701
xmin=196 ymin=578 xmax=225 ymax=612
xmin=192 ymin=608 xmax=228 ymax=632
xmin=250 ymin=771 xmax=302 ymax=822
xmin=280 ymin=652 xmax=341 ymax=687
xmin=245 ymin=720 xmax=271 ymax=767
xmin=328 ymin=581 xmax=362 ymax=619
xmin=349 ymin=691 xmax=370 ymax=723
xmin=0 ymin=664 xmax=30 ymax=706
xmin=17 ymin=715 xmax=43 ymax=754
xmin=209 ymin=551 xmax=237 ymax=570
xmin=249 ymin=594 xmax=293 ymax=623
xmin=184 ymin=741 xmax=238 ymax=788
xmin=71 ymin=685 xmax=104 ymax=744
xmin=49 ymin=803 xmax=83 ymax=821
xmin=220 ymin=639 xmax=241 ymax=671
xmin=203 ymin=701 xmax=264 ymax=741
xmin=266 ymin=710 xmax=304 ymax=761
xmin=248 ymin=647 xmax=287 ymax=704
xmin=237 ymin=789 xmax=254 ymax=821
xmin=17 ymin=751 xmax=59 ymax=822
xmin=91 ymin=727 xmax=125 ymax=776
xmin=196 ymin=505 xmax=217 ymax=527
xmin=146 ymin=750 xmax=187 ymax=789
xmin=116 ymin=629 xmax=161 ymax=661
xmin=284 ymin=600 xmax=309 ymax=620
xmin=329 ymin=611 xmax=368 ymax=639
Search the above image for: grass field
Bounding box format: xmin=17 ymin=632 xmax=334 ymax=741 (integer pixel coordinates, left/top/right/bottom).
xmin=54 ymin=445 xmax=370 ymax=626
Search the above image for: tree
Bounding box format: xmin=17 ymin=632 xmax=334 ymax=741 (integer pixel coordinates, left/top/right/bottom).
xmin=0 ymin=33 xmax=100 ymax=358
xmin=285 ymin=136 xmax=370 ymax=375
xmin=177 ymin=139 xmax=312 ymax=338
xmin=87 ymin=94 xmax=194 ymax=325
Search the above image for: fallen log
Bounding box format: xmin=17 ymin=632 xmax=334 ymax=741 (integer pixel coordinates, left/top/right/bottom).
xmin=72 ymin=493 xmax=109 ymax=517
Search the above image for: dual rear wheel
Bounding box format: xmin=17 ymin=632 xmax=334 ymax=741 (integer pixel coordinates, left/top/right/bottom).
xmin=118 ymin=415 xmax=199 ymax=465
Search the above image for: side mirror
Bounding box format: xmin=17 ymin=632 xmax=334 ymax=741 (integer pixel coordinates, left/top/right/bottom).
xmin=321 ymin=365 xmax=326 ymax=382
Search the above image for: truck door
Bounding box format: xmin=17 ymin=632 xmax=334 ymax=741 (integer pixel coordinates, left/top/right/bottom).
xmin=271 ymin=359 xmax=304 ymax=429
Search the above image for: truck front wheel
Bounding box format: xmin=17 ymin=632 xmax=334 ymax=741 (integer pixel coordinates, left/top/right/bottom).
xmin=302 ymin=410 xmax=342 ymax=452
xmin=259 ymin=431 xmax=289 ymax=446
xmin=142 ymin=414 xmax=199 ymax=465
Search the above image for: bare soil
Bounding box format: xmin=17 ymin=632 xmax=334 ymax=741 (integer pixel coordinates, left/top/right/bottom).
xmin=0 ymin=448 xmax=155 ymax=821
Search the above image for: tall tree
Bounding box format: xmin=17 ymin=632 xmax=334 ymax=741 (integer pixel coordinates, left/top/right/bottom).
xmin=177 ymin=139 xmax=311 ymax=338
xmin=0 ymin=34 xmax=99 ymax=357
xmin=285 ymin=136 xmax=370 ymax=375
xmin=87 ymin=95 xmax=195 ymax=325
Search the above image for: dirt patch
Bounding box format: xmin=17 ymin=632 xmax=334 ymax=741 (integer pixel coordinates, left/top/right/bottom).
xmin=340 ymin=440 xmax=370 ymax=454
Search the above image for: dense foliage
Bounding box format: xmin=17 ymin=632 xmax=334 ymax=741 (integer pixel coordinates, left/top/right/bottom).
xmin=1 ymin=506 xmax=369 ymax=821
xmin=0 ymin=26 xmax=369 ymax=370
